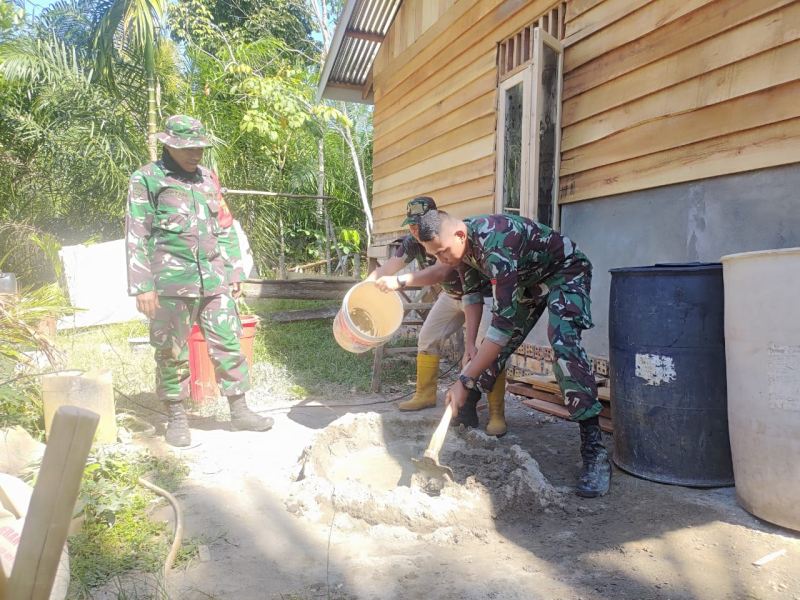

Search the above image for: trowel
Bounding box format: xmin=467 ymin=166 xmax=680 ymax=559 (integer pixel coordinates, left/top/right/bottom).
xmin=412 ymin=405 xmax=454 ymax=480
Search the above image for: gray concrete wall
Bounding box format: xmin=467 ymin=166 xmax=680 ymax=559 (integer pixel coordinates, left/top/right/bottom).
xmin=534 ymin=164 xmax=800 ymax=358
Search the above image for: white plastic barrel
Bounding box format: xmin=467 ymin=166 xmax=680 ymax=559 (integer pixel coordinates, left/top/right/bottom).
xmin=41 ymin=370 xmax=117 ymax=444
xmin=722 ymin=247 xmax=800 ymax=531
xmin=333 ymin=281 xmax=404 ymax=354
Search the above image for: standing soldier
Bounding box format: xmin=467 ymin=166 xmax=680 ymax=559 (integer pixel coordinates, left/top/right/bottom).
xmin=126 ymin=115 xmax=273 ymax=447
xmin=367 ymin=197 xmax=507 ymax=436
xmin=418 ymin=210 xmax=611 ymax=498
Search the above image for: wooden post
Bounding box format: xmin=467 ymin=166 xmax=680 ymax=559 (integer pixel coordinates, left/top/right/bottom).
xmin=279 ymin=217 xmax=287 ymax=280
xmin=354 ymin=253 xmax=361 ymax=278
xmin=371 ymin=345 xmax=384 ymax=393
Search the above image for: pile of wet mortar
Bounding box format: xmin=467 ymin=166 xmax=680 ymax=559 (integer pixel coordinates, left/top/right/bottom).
xmin=287 ymin=413 xmax=560 ymax=536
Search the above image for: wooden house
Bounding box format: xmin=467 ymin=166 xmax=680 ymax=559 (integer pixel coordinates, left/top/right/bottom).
xmin=318 ymin=0 xmax=800 ymax=359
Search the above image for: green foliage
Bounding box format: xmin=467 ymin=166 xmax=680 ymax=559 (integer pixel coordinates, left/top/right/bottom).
xmin=67 ymin=449 xmax=193 ymax=593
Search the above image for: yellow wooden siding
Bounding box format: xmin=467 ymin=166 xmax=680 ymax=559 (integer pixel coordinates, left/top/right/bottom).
xmin=559 ymin=0 xmax=800 ymax=204
xmin=371 ymin=0 xmax=559 ymax=234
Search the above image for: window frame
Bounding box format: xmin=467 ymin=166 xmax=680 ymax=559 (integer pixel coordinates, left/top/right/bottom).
xmin=494 ymin=27 xmax=564 ymax=230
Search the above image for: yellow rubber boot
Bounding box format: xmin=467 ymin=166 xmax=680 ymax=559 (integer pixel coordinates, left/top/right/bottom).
xmin=398 ymin=354 xmax=439 ymax=411
xmin=486 ymin=370 xmax=507 ymax=437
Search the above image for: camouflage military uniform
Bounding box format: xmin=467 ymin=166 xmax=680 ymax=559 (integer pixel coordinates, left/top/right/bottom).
xmin=460 ymin=214 xmax=603 ymax=421
xmin=126 ymin=118 xmax=249 ymax=402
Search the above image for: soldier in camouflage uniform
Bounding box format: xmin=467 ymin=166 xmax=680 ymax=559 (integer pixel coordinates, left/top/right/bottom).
xmin=366 ymin=198 xmax=507 ymax=435
xmin=126 ymin=115 xmax=273 ymax=447
xmin=419 ymin=210 xmax=611 ymax=497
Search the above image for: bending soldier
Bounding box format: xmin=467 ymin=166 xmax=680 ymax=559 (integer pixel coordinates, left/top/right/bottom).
xmin=126 ymin=115 xmax=273 ymax=447
xmin=418 ymin=210 xmax=611 ymax=497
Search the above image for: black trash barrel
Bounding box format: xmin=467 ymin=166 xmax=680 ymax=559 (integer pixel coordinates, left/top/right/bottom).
xmin=608 ymin=263 xmax=734 ymax=487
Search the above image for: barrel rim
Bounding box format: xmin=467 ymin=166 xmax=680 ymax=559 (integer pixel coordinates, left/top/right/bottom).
xmin=610 ymin=262 xmax=721 ymax=275
xmin=721 ymin=246 xmax=800 ymax=263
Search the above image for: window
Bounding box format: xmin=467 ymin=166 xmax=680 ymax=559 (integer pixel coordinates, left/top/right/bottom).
xmin=495 ymin=24 xmax=564 ymax=229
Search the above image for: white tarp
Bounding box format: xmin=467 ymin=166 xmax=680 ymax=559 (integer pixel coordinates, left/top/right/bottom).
xmin=59 ymin=222 xmax=256 ymax=329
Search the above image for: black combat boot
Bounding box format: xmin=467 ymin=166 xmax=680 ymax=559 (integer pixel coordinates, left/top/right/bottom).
xmin=228 ymin=394 xmax=274 ymax=432
xmin=576 ymin=417 xmax=611 ymax=498
xmin=164 ymin=401 xmax=191 ymax=447
xmin=450 ymin=389 xmax=481 ymax=429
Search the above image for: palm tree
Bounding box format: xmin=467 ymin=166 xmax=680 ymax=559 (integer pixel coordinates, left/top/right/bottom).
xmin=91 ymin=0 xmax=167 ymax=161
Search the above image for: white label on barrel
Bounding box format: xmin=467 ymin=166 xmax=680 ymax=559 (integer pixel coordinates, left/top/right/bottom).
xmin=768 ymin=345 xmax=800 ymax=412
xmin=635 ymin=354 xmax=676 ymax=386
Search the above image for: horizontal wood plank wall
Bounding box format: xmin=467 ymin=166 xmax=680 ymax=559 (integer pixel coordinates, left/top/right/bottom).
xmin=371 ymin=0 xmax=559 ymax=234
xmin=559 ymin=0 xmax=800 ymax=204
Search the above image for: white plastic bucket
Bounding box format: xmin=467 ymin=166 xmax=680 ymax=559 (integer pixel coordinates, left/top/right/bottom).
xmin=41 ymin=370 xmax=117 ymax=445
xmin=333 ymin=281 xmax=404 ymax=353
xmin=722 ymin=247 xmax=800 ymax=531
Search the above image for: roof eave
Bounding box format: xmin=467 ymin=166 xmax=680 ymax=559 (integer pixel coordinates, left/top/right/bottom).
xmin=316 ymin=0 xmax=359 ymax=105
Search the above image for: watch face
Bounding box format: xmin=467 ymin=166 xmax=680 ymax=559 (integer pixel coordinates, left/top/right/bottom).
xmin=460 ymin=375 xmax=475 ymax=389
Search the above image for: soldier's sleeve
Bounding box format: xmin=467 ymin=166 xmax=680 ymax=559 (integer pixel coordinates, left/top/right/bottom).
xmin=460 ymin=264 xmax=484 ymax=307
xmin=213 ymin=184 xmax=246 ymax=284
xmin=394 ymin=235 xmax=416 ymax=264
xmin=125 ymin=171 xmax=156 ymax=296
xmin=484 ymin=247 xmax=521 ymax=347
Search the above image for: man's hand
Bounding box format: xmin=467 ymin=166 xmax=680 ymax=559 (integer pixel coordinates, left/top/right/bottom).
xmin=463 ymin=343 xmax=478 ymax=368
xmin=375 ymin=276 xmax=401 ymax=293
xmin=230 ymin=281 xmax=243 ymax=299
xmin=445 ymin=381 xmax=468 ymax=418
xmin=136 ymin=291 xmax=160 ymax=320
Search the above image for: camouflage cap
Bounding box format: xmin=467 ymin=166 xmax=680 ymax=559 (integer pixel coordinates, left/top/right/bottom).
xmin=156 ymin=115 xmax=212 ymax=148
xmin=401 ymin=196 xmax=437 ymax=226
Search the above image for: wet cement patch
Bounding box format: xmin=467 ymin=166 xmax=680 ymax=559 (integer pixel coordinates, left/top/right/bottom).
xmin=287 ymin=412 xmax=561 ymax=539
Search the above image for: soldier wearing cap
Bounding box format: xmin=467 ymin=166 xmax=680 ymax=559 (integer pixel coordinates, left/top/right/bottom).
xmin=366 ymin=197 xmax=509 ymax=437
xmin=126 ymin=115 xmax=273 ymax=447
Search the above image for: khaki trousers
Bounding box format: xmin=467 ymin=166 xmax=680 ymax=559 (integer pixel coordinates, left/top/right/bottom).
xmin=417 ymin=293 xmax=493 ymax=355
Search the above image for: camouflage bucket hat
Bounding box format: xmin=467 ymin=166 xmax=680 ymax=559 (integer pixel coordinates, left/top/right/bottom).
xmin=402 ymin=196 xmax=437 ymax=226
xmin=156 ymin=115 xmax=213 ymax=148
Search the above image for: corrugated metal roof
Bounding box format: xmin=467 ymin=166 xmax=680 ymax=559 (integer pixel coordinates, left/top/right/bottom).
xmin=317 ymin=0 xmax=404 ymax=105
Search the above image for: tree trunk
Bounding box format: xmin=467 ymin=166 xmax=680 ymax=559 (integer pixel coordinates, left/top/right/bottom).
xmin=342 ymin=119 xmax=373 ymax=241
xmin=144 ymin=30 xmax=157 ymax=162
xmin=279 ymin=216 xmax=286 ymax=280
xmin=318 ymin=138 xmax=330 ymax=276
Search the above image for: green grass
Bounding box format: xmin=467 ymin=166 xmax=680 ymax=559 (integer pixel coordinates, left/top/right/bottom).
xmin=67 ymin=451 xmax=194 ymax=598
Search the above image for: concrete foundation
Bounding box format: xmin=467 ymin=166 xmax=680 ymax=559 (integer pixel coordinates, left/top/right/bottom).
xmin=558 ymin=164 xmax=800 ymax=357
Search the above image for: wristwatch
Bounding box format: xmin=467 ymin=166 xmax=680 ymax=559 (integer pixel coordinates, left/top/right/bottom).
xmin=397 ymin=275 xmax=408 ymax=288
xmin=459 ymin=375 xmax=477 ymax=390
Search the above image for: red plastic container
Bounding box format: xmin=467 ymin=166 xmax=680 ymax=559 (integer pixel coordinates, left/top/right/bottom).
xmin=188 ymin=315 xmax=259 ymax=403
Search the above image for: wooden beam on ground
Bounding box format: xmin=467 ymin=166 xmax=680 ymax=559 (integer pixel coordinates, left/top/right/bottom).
xmin=518 ymin=395 xmax=613 ymax=434
xmin=345 ymin=28 xmax=385 ymax=43
xmin=262 ymin=305 xmax=339 ymax=323
xmin=243 ymin=277 xmax=356 ymax=301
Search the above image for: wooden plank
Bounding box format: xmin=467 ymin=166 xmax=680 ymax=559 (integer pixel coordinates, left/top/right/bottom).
xmin=374 ymin=195 xmax=495 ymax=234
xmin=565 ymin=0 xmax=605 ymax=23
xmin=374 ymin=68 xmax=497 ymax=148
xmin=373 ymin=155 xmax=495 ymax=210
xmin=562 ymin=40 xmax=800 ymax=152
xmin=8 ymin=407 xmax=98 ymax=600
xmin=374 ymin=175 xmax=495 ymax=221
xmin=242 ymin=278 xmax=356 ymax=300
xmin=374 ymin=135 xmax=495 ymax=194
xmin=563 ymin=0 xmax=795 ymax=100
xmin=564 ymin=0 xmax=712 ymax=69
xmin=262 ymin=305 xmax=339 ymax=323
xmin=561 ymin=4 xmax=800 ymax=127
xmin=518 ymin=395 xmax=613 ymax=433
xmin=517 ymin=386 xmax=613 ymax=418
xmin=561 ymin=80 xmax=800 ymax=176
xmin=375 ymin=0 xmax=555 ymax=109
xmin=373 ymin=48 xmax=495 ymax=130
xmin=559 ymin=117 xmax=800 ymax=203
xmin=564 ymin=0 xmax=654 ymax=47
xmin=373 ymin=93 xmax=496 ymax=164
xmin=374 ymin=113 xmax=495 ymax=175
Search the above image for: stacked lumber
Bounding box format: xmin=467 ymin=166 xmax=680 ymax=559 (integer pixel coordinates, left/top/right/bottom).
xmin=507 ymin=372 xmax=614 ymax=434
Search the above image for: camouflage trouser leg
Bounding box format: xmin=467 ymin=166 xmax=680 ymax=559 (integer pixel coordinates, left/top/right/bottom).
xmin=546 ymin=273 xmax=603 ymax=421
xmin=151 ymin=294 xmax=250 ymax=401
xmin=476 ymin=271 xmax=603 ymax=421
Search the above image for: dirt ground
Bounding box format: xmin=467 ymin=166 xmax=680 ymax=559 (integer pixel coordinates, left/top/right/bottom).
xmin=125 ymin=385 xmax=798 ymax=600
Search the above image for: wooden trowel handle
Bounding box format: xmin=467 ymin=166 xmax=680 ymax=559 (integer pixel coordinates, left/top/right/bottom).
xmin=426 ymin=406 xmax=453 ymax=456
